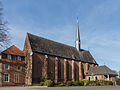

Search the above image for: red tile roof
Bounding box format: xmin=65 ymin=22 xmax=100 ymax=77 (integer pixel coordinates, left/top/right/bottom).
xmin=1 ymin=45 xmax=25 ymax=56
xmin=0 ymin=59 xmax=25 ymax=64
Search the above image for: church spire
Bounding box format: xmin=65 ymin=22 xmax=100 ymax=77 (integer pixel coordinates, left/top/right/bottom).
xmin=75 ymin=17 xmax=80 ymax=51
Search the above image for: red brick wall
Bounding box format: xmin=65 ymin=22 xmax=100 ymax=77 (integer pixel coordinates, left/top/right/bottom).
xmin=31 ymin=53 xmax=97 ymax=83
xmin=1 ymin=62 xmax=25 ymax=86
xmin=32 ymin=53 xmax=47 ymax=83
xmin=47 ymin=56 xmax=55 ymax=81
xmin=24 ymin=34 xmax=33 ymax=85
xmin=74 ymin=62 xmax=79 ymax=81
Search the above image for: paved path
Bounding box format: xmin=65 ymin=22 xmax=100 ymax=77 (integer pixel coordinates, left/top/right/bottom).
xmin=0 ymin=86 xmax=120 ymax=90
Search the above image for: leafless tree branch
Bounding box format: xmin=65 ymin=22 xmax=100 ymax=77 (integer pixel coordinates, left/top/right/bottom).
xmin=0 ymin=2 xmax=11 ymax=51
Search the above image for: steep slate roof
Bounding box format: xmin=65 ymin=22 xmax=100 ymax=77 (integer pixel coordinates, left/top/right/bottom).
xmin=1 ymin=45 xmax=25 ymax=56
xmin=86 ymin=65 xmax=117 ymax=76
xmin=27 ymin=33 xmax=97 ymax=64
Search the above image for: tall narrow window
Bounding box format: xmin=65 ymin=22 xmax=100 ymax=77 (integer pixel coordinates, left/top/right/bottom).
xmin=95 ymin=76 xmax=98 ymax=81
xmin=7 ymin=55 xmax=11 ymax=59
xmin=74 ymin=63 xmax=77 ymax=81
xmin=58 ymin=60 xmax=61 ymax=81
xmin=88 ymin=76 xmax=91 ymax=81
xmin=4 ymin=64 xmax=9 ymax=70
xmin=14 ymin=74 xmax=19 ymax=83
xmin=4 ymin=74 xmax=9 ymax=82
xmin=67 ymin=61 xmax=69 ymax=80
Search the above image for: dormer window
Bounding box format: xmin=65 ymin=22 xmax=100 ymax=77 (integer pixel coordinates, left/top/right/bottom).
xmin=7 ymin=55 xmax=11 ymax=59
xmin=12 ymin=55 xmax=17 ymax=60
xmin=17 ymin=56 xmax=21 ymax=61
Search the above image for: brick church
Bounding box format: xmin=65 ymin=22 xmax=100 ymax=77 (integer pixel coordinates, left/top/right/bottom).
xmin=0 ymin=19 xmax=118 ymax=86
xmin=24 ymin=19 xmax=98 ymax=85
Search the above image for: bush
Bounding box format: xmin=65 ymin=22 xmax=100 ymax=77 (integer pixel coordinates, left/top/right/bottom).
xmin=99 ymin=80 xmax=113 ymax=86
xmin=66 ymin=81 xmax=72 ymax=86
xmin=57 ymin=82 xmax=64 ymax=86
xmin=113 ymin=82 xmax=115 ymax=86
xmin=96 ymin=80 xmax=100 ymax=86
xmin=99 ymin=80 xmax=105 ymax=86
xmin=40 ymin=82 xmax=44 ymax=86
xmin=72 ymin=81 xmax=80 ymax=86
xmin=107 ymin=81 xmax=113 ymax=85
xmin=89 ymin=81 xmax=96 ymax=86
xmin=116 ymin=78 xmax=120 ymax=85
xmin=79 ymin=81 xmax=84 ymax=86
xmin=82 ymin=79 xmax=89 ymax=86
xmin=44 ymin=80 xmax=54 ymax=87
xmin=89 ymin=81 xmax=100 ymax=86
xmin=32 ymin=83 xmax=41 ymax=86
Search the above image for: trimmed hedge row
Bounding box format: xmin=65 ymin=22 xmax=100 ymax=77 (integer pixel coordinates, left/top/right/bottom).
xmin=116 ymin=78 xmax=120 ymax=85
xmin=32 ymin=79 xmax=115 ymax=87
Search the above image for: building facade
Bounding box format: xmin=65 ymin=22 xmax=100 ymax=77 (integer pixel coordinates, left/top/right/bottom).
xmin=86 ymin=65 xmax=117 ymax=82
xmin=24 ymin=19 xmax=98 ymax=85
xmin=0 ymin=45 xmax=26 ymax=86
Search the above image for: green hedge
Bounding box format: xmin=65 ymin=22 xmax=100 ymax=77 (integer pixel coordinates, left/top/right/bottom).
xmin=44 ymin=80 xmax=54 ymax=87
xmin=116 ymin=78 xmax=120 ymax=85
xmin=82 ymin=79 xmax=89 ymax=86
xmin=66 ymin=81 xmax=72 ymax=86
xmin=57 ymin=82 xmax=64 ymax=86
xmin=72 ymin=81 xmax=80 ymax=86
xmin=31 ymin=80 xmax=114 ymax=87
xmin=99 ymin=80 xmax=113 ymax=86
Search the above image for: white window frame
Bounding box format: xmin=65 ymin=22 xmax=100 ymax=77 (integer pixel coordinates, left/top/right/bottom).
xmin=95 ymin=76 xmax=98 ymax=81
xmin=4 ymin=64 xmax=10 ymax=70
xmin=17 ymin=56 xmax=21 ymax=61
xmin=7 ymin=55 xmax=11 ymax=59
xmin=45 ymin=55 xmax=48 ymax=59
xmin=4 ymin=73 xmax=10 ymax=82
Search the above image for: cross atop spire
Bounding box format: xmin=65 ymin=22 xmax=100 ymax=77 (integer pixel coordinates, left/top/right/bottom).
xmin=75 ymin=17 xmax=80 ymax=51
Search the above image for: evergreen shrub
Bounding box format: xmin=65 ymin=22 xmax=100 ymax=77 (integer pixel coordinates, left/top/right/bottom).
xmin=66 ymin=81 xmax=72 ymax=86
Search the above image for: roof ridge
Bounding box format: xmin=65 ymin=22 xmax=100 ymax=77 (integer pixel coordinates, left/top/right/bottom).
xmin=27 ymin=32 xmax=79 ymax=50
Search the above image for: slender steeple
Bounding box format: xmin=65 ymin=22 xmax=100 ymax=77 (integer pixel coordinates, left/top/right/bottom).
xmin=75 ymin=17 xmax=80 ymax=51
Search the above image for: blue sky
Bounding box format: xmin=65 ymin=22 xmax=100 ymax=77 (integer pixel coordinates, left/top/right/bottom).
xmin=1 ymin=0 xmax=120 ymax=71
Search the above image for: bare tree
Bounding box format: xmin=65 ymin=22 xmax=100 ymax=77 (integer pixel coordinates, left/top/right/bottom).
xmin=0 ymin=2 xmax=10 ymax=51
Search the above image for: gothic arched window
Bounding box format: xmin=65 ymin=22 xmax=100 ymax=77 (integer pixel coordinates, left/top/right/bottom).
xmin=67 ymin=61 xmax=69 ymax=80
xmin=58 ymin=60 xmax=61 ymax=81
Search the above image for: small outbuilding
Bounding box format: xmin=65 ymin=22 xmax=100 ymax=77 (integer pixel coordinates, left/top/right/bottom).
xmin=86 ymin=65 xmax=117 ymax=82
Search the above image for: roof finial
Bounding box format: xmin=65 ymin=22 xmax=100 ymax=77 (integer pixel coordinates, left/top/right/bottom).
xmin=75 ymin=17 xmax=80 ymax=51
